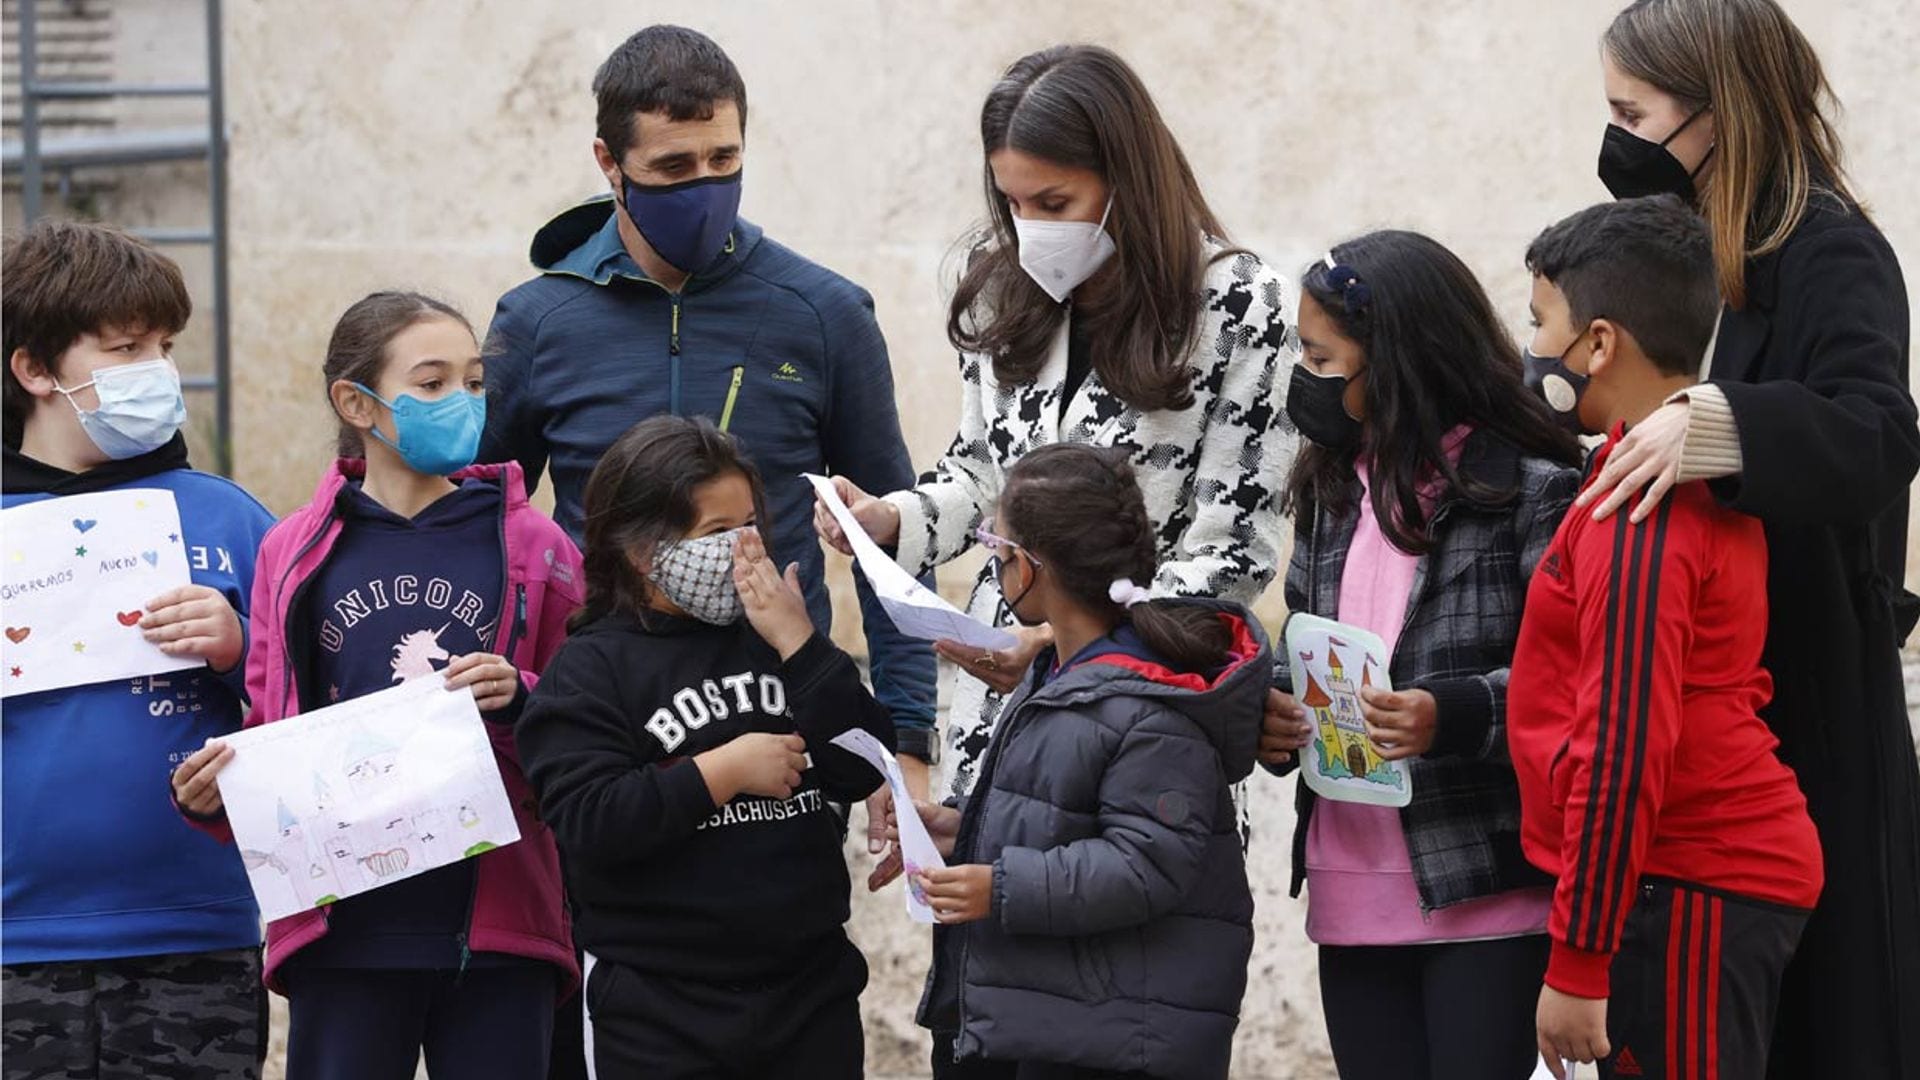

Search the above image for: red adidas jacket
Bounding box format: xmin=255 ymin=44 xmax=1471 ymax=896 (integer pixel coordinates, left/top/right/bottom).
xmin=1509 ymin=430 xmax=1822 ymax=998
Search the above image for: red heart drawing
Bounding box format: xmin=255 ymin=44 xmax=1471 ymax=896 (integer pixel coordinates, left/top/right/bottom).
xmin=116 ymin=611 xmax=143 ymax=627
xmin=4 ymin=627 xmax=28 ymax=644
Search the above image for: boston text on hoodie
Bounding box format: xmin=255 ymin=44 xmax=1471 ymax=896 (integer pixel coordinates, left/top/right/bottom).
xmin=2 ymin=436 xmax=276 ymax=963
xmin=515 ymin=611 xmax=893 ymax=984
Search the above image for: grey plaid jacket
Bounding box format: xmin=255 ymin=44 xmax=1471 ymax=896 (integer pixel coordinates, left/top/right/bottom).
xmin=1271 ymin=431 xmax=1581 ymax=910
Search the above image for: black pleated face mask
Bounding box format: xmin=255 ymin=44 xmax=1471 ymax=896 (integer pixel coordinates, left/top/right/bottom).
xmin=1598 ymin=107 xmax=1712 ymax=201
xmin=1286 ymin=364 xmax=1364 ymax=451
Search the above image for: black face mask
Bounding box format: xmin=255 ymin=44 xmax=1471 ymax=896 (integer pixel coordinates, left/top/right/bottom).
xmin=996 ymin=551 xmax=1041 ymax=626
xmin=1598 ymin=108 xmax=1713 ymax=201
xmin=1286 ymin=364 xmax=1364 ymax=451
xmin=1522 ymin=333 xmax=1594 ymax=436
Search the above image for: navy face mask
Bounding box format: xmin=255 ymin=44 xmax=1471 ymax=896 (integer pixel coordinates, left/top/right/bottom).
xmin=619 ymin=169 xmax=742 ymax=273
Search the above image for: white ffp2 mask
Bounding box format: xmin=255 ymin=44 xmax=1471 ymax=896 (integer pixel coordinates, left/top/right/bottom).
xmin=1013 ymin=199 xmax=1116 ymax=303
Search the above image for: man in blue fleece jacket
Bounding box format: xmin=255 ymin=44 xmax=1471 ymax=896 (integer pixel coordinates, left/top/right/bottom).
xmin=478 ymin=25 xmax=938 ymax=777
xmin=1 ymin=221 xmax=275 ymax=1079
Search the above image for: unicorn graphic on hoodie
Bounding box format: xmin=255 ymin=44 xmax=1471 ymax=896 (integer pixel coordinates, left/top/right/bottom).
xmin=390 ymin=625 xmax=451 ymax=682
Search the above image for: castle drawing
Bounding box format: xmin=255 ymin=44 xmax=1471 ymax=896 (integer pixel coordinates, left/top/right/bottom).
xmin=1302 ymin=643 xmax=1401 ymax=788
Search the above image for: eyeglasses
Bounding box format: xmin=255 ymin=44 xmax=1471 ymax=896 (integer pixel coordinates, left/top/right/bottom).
xmin=974 ymin=518 xmax=1042 ymax=569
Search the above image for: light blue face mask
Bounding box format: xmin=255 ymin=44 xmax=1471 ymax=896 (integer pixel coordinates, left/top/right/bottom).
xmin=351 ymin=384 xmax=486 ymax=476
xmin=54 ymin=357 xmax=187 ymax=460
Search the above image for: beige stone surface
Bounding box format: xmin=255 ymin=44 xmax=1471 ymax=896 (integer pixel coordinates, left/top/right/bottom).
xmin=207 ymin=3 xmax=1916 ymax=1077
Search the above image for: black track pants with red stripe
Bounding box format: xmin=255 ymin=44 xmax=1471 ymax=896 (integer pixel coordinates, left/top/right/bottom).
xmin=1599 ymin=878 xmax=1808 ymax=1080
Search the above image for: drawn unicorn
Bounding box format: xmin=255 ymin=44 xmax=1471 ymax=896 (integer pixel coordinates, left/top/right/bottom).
xmin=390 ymin=624 xmax=451 ymax=682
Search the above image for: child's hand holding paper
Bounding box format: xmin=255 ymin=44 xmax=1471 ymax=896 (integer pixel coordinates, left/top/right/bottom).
xmin=140 ymin=585 xmax=244 ymax=673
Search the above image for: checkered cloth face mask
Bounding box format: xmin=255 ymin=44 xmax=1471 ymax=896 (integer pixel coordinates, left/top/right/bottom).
xmin=648 ymin=526 xmax=748 ymax=625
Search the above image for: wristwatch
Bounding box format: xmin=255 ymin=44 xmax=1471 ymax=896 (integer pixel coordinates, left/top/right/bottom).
xmin=896 ymin=726 xmax=940 ymax=765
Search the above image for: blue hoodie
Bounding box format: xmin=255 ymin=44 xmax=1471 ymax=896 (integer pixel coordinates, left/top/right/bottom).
xmin=2 ymin=437 xmax=275 ymax=963
xmin=480 ymin=198 xmax=936 ymax=750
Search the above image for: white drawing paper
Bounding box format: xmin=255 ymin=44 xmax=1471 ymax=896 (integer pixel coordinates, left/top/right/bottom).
xmin=804 ymin=473 xmax=1016 ymax=651
xmin=831 ymin=727 xmax=946 ymax=924
xmin=1285 ymin=613 xmax=1413 ymax=808
xmin=214 ymin=675 xmax=521 ymax=922
xmin=1 ymin=488 xmax=199 ymax=698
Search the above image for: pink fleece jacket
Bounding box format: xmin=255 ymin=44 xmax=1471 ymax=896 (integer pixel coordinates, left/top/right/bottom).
xmin=189 ymin=459 xmax=582 ymax=994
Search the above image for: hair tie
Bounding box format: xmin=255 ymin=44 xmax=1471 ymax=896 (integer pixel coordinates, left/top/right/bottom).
xmin=1321 ymin=249 xmax=1372 ymax=316
xmin=1108 ymin=578 xmax=1153 ymax=608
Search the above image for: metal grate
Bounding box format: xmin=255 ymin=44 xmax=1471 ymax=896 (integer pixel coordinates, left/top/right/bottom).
xmin=2 ymin=0 xmax=232 ymax=476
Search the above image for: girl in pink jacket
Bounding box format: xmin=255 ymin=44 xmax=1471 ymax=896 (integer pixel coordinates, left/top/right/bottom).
xmin=169 ymin=292 xmax=581 ymax=1080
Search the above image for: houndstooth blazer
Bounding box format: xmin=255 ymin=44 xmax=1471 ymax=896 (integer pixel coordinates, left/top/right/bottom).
xmin=883 ymin=242 xmax=1299 ymax=800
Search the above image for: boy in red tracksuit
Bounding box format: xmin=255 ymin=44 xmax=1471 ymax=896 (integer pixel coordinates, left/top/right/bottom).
xmin=1508 ymin=195 xmax=1822 ymax=1080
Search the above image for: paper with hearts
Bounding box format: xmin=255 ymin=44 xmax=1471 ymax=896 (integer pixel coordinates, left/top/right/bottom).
xmin=213 ymin=674 xmax=521 ymax=922
xmin=2 ymin=488 xmax=198 ymax=698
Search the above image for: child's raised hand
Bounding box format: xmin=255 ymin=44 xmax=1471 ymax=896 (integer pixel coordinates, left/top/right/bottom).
xmin=1260 ymin=688 xmax=1313 ymax=766
xmin=443 ymin=652 xmax=520 ymax=713
xmin=170 ymin=739 xmax=234 ymax=819
xmin=698 ymin=731 xmax=809 ymax=803
xmin=732 ymin=527 xmax=814 ymax=658
xmin=1360 ymin=686 xmax=1438 ymax=760
xmin=916 ymin=864 xmax=993 ymax=924
xmin=141 ymin=585 xmax=244 ymax=674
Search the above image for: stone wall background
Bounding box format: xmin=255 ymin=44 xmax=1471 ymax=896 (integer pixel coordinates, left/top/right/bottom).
xmin=35 ymin=2 xmax=1913 ymax=1076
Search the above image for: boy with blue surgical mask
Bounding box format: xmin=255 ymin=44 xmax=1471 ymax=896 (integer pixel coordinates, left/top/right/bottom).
xmin=1 ymin=220 xmax=277 ymax=1078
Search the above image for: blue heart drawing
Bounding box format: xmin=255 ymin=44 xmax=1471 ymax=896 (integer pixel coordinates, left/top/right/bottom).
xmin=72 ymin=519 xmax=97 ymax=533
xmin=142 ymin=550 xmax=159 ymax=567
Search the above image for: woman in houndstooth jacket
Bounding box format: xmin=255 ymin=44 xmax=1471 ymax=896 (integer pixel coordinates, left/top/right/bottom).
xmin=815 ymin=44 xmax=1297 ymax=821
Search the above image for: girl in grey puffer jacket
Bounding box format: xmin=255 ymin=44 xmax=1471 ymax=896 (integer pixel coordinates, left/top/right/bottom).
xmin=909 ymin=444 xmax=1270 ymax=1080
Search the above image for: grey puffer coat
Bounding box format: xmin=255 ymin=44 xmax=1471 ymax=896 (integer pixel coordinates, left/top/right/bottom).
xmin=917 ymin=600 xmax=1270 ymax=1080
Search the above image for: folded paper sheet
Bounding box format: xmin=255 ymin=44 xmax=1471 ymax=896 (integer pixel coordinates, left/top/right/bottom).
xmin=805 ymin=473 xmax=1015 ymax=651
xmin=831 ymin=727 xmax=946 ymax=924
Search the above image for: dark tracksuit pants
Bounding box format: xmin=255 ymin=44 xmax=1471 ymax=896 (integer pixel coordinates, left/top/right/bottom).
xmin=1597 ymin=879 xmax=1808 ymax=1080
xmin=583 ymin=934 xmax=866 ymax=1080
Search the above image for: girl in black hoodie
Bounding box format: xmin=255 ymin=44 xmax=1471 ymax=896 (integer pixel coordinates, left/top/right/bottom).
xmin=515 ymin=416 xmax=893 ymax=1080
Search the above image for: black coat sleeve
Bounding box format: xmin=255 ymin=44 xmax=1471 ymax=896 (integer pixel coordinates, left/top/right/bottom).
xmin=1713 ymin=223 xmax=1920 ymax=525
xmin=514 ymin=639 xmax=717 ymax=867
xmin=779 ymin=633 xmax=892 ymax=801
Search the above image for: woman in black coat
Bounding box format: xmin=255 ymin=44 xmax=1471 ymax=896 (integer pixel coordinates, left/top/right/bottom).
xmin=1578 ymin=3 xmax=1920 ymax=1077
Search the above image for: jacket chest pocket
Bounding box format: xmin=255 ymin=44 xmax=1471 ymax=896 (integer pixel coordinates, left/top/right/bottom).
xmin=710 ymin=361 xmax=821 ymax=445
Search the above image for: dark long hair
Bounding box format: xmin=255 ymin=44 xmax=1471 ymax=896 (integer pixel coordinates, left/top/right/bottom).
xmin=1001 ymin=444 xmax=1232 ymax=672
xmin=322 ymin=291 xmax=472 ymax=457
xmin=1282 ymin=231 xmax=1582 ymax=554
xmin=572 ymin=415 xmax=768 ymax=631
xmin=948 ymin=45 xmax=1229 ymax=413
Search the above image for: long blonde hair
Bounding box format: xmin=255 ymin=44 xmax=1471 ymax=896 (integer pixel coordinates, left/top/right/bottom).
xmin=1604 ymin=0 xmax=1855 ymax=308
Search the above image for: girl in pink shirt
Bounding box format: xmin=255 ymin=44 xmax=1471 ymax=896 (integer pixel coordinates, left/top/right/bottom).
xmin=1263 ymin=232 xmax=1583 ymax=1080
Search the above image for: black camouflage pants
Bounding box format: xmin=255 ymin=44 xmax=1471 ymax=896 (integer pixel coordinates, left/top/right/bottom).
xmin=2 ymin=947 xmax=265 ymax=1080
